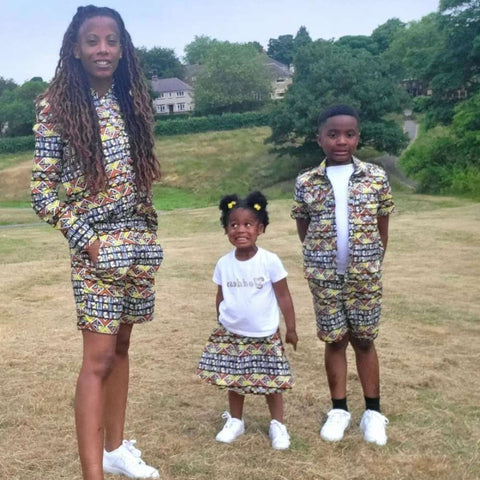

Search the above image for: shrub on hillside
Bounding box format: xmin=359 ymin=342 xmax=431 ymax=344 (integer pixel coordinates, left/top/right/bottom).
xmin=154 ymin=111 xmax=270 ymax=136
xmin=0 ymin=135 xmax=34 ymax=154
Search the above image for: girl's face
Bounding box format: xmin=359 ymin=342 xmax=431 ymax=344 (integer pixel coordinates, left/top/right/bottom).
xmin=225 ymin=208 xmax=264 ymax=254
xmin=74 ymin=16 xmax=122 ymax=96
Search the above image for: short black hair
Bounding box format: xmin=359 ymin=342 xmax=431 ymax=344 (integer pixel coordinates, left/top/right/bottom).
xmin=317 ymin=104 xmax=360 ymax=130
xmin=219 ymin=191 xmax=270 ymax=229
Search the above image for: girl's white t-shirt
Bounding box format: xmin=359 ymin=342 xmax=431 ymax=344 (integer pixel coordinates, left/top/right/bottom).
xmin=213 ymin=247 xmax=287 ymax=337
xmin=326 ymin=163 xmax=354 ymax=274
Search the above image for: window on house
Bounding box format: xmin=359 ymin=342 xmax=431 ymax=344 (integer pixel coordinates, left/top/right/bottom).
xmin=158 ymin=105 xmax=166 ymax=113
xmin=176 ymin=91 xmax=184 ymax=97
xmin=177 ymin=103 xmax=185 ymax=111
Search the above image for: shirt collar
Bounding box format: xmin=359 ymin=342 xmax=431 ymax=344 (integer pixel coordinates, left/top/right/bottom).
xmin=315 ymin=156 xmax=366 ymax=177
xmin=90 ymin=83 xmax=115 ymax=102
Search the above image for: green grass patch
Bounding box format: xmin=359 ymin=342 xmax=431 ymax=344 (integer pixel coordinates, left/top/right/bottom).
xmin=152 ymin=186 xmax=212 ymax=210
xmin=0 ymin=152 xmax=31 ymax=170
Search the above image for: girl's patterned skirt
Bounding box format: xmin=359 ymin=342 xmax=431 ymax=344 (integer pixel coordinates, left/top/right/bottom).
xmin=196 ymin=324 xmax=294 ymax=394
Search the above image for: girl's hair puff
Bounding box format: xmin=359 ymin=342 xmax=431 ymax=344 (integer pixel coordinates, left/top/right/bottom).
xmin=219 ymin=191 xmax=270 ymax=229
xmin=38 ymin=5 xmax=160 ymax=195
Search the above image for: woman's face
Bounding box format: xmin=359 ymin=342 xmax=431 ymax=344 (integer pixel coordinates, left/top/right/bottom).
xmin=74 ymin=16 xmax=122 ymax=96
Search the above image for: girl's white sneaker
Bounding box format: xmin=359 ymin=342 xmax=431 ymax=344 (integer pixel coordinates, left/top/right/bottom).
xmin=215 ymin=411 xmax=245 ymax=443
xmin=269 ymin=419 xmax=291 ymax=450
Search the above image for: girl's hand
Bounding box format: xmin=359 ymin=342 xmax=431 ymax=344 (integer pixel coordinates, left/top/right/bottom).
xmin=285 ymin=330 xmax=298 ymax=351
xmin=85 ymin=240 xmax=100 ymax=265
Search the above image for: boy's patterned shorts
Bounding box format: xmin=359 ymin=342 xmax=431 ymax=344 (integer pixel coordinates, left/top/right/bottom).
xmin=70 ymin=229 xmax=163 ymax=335
xmin=307 ymin=272 xmax=382 ymax=343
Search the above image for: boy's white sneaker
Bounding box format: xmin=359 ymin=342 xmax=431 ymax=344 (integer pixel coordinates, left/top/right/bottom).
xmin=103 ymin=439 xmax=160 ymax=479
xmin=360 ymin=410 xmax=389 ymax=446
xmin=269 ymin=419 xmax=291 ymax=450
xmin=215 ymin=411 xmax=245 ymax=443
xmin=320 ymin=409 xmax=351 ymax=442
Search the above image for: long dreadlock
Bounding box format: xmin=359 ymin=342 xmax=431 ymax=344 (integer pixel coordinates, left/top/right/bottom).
xmin=38 ymin=5 xmax=160 ymax=195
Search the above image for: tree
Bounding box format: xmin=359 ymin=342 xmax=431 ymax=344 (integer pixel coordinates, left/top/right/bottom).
xmin=0 ymin=78 xmax=48 ymax=136
xmin=184 ymin=35 xmax=221 ymax=65
xmin=135 ymin=46 xmax=184 ymax=80
xmin=194 ymin=43 xmax=271 ymax=115
xmin=371 ymin=18 xmax=406 ymax=53
xmin=382 ymin=14 xmax=445 ymax=81
xmin=246 ymin=41 xmax=264 ymax=53
xmin=267 ymin=34 xmax=295 ymax=65
xmin=293 ymin=26 xmax=312 ymax=52
xmin=336 ymin=35 xmax=378 ymax=55
xmin=0 ymin=77 xmax=18 ymax=97
xmin=269 ymin=40 xmax=408 ymax=159
xmin=410 ymin=0 xmax=480 ymax=125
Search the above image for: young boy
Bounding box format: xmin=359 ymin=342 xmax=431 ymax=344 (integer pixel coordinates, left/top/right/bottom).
xmin=291 ymin=105 xmax=394 ymax=446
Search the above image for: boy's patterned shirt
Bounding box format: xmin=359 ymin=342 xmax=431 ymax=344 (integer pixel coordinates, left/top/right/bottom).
xmin=31 ymin=88 xmax=157 ymax=253
xmin=291 ymin=157 xmax=394 ymax=281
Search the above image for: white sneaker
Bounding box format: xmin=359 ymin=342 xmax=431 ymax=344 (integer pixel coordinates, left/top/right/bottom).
xmin=320 ymin=409 xmax=351 ymax=442
xmin=103 ymin=440 xmax=160 ymax=479
xmin=215 ymin=411 xmax=245 ymax=443
xmin=360 ymin=410 xmax=389 ymax=446
xmin=269 ymin=420 xmax=291 ymax=450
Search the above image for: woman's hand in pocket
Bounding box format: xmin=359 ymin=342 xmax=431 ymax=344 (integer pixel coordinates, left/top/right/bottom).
xmin=85 ymin=240 xmax=100 ymax=265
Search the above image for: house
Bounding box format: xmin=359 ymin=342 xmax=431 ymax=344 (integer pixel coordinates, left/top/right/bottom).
xmin=181 ymin=55 xmax=294 ymax=104
xmin=151 ymin=77 xmax=194 ymax=115
xmin=259 ymin=54 xmax=294 ymax=100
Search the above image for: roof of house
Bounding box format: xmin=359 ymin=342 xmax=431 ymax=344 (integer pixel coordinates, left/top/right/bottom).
xmin=260 ymin=54 xmax=293 ymax=78
xmin=151 ymin=77 xmax=193 ymax=93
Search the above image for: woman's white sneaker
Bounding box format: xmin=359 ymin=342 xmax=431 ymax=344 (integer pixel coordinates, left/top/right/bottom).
xmin=215 ymin=411 xmax=245 ymax=443
xmin=103 ymin=440 xmax=160 ymax=479
xmin=360 ymin=410 xmax=389 ymax=446
xmin=320 ymin=409 xmax=351 ymax=442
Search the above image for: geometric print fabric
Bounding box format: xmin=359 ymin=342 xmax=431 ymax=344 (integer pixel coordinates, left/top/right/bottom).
xmin=197 ymin=325 xmax=294 ymax=394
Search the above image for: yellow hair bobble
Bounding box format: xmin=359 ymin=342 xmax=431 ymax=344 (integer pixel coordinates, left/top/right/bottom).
xmin=253 ymin=203 xmax=261 ymax=211
xmin=227 ymin=201 xmax=237 ymax=209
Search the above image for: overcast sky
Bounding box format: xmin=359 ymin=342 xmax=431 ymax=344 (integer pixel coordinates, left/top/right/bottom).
xmin=1 ymin=0 xmax=439 ymax=84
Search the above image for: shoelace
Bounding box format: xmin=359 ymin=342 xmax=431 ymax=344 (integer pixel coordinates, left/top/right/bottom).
xmin=221 ymin=411 xmax=239 ymax=430
xmin=328 ymin=411 xmax=349 ymax=423
xmin=123 ymin=440 xmax=142 ymax=458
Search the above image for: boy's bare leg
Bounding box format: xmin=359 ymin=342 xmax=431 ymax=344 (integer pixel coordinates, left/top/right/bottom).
xmin=228 ymin=390 xmax=245 ymax=419
xmin=350 ymin=338 xmax=380 ymax=398
xmin=324 ymin=334 xmax=350 ymax=399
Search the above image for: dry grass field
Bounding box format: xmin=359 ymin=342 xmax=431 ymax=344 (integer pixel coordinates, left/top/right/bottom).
xmin=1 ymin=194 xmax=479 ymax=480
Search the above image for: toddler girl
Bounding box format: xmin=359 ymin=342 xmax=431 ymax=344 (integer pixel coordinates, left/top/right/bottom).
xmin=197 ymin=191 xmax=298 ymax=450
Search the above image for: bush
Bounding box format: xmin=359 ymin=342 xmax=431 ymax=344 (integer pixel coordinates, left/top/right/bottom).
xmin=0 ymin=136 xmax=34 ymax=154
xmin=400 ymin=124 xmax=480 ymax=198
xmin=154 ymin=111 xmax=270 ymax=136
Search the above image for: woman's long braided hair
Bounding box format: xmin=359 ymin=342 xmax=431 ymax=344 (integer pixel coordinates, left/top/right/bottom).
xmin=39 ymin=5 xmax=160 ymax=194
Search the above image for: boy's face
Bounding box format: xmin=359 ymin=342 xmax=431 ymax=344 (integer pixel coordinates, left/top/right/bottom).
xmin=317 ymin=115 xmax=359 ymax=165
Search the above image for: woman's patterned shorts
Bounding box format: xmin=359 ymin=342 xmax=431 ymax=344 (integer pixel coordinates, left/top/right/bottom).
xmin=71 ymin=229 xmax=163 ymax=335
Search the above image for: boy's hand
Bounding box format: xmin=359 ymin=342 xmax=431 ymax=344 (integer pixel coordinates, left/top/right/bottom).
xmin=285 ymin=330 xmax=298 ymax=351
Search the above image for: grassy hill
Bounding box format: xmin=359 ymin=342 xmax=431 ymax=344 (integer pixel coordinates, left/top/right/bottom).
xmin=0 ymin=126 xmax=414 ymax=220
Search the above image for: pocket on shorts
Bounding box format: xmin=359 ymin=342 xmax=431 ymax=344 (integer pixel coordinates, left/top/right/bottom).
xmin=134 ymin=230 xmax=163 ymax=269
xmin=94 ymin=234 xmax=132 ymax=281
